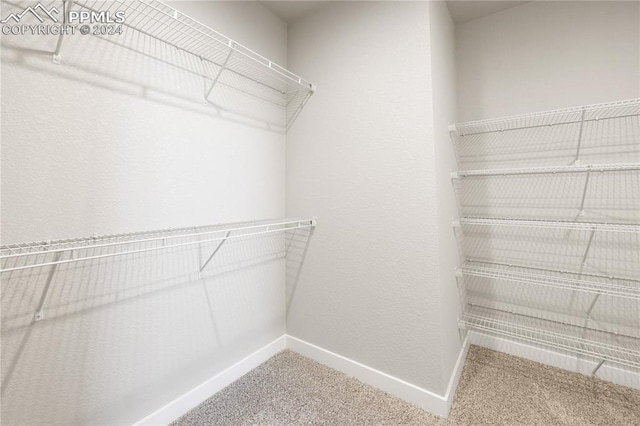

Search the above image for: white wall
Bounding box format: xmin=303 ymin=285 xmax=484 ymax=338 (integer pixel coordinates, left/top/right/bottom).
xmin=456 ymin=1 xmax=640 ymax=121
xmin=286 ymin=1 xmax=460 ymax=397
xmin=428 ymin=0 xmax=461 ymax=393
xmin=1 ymin=2 xmax=290 ymax=424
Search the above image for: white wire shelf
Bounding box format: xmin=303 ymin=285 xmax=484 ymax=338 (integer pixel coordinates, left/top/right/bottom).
xmin=450 ymin=98 xmax=640 ymax=137
xmin=0 ymin=218 xmax=316 ymax=273
xmin=453 ymin=166 xmax=639 ymax=223
xmin=457 ymin=217 xmax=640 ymax=233
xmin=458 ymin=264 xmax=640 ymax=300
xmin=459 ymin=304 xmax=640 ymax=369
xmin=449 ymin=99 xmax=639 ymax=170
xmin=452 ymin=163 xmax=640 ymax=178
xmin=64 ymin=0 xmax=315 ymax=129
xmin=465 ymin=259 xmax=640 ymax=285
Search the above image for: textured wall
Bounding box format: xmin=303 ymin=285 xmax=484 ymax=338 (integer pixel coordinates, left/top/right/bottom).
xmin=1 ymin=2 xmax=290 ymax=424
xmin=285 ymin=1 xmax=451 ymax=394
xmin=428 ymin=0 xmax=461 ymax=392
xmin=456 ymin=1 xmax=640 ymax=121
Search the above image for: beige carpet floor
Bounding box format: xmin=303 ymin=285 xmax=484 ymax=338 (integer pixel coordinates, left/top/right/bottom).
xmin=172 ymin=345 xmax=640 ymax=425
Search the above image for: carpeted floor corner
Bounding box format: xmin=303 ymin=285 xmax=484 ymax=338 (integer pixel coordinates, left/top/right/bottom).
xmin=448 ymin=346 xmax=640 ymax=425
xmin=171 ymin=345 xmax=640 ymax=425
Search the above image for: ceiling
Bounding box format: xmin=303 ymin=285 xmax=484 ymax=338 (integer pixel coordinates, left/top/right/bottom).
xmin=260 ymin=1 xmax=327 ymax=24
xmin=261 ymin=1 xmax=530 ymax=26
xmin=446 ymin=1 xmax=529 ymax=24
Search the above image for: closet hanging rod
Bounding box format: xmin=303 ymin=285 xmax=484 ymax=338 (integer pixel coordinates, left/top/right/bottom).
xmin=458 ymin=265 xmax=640 ymax=300
xmin=459 ymin=306 xmax=640 ymax=369
xmin=452 ymin=163 xmax=640 ymax=178
xmin=457 ymin=217 xmax=640 ymax=233
xmin=465 ymin=259 xmax=640 ymax=284
xmin=449 ymin=98 xmax=640 ymax=136
xmin=0 ymin=219 xmax=316 ymax=273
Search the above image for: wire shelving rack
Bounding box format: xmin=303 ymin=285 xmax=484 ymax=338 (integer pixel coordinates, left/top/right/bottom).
xmin=1 ymin=218 xmax=316 ymax=273
xmin=1 ymin=218 xmax=316 ymax=322
xmin=452 ymin=163 xmax=640 ymax=178
xmin=458 ymin=264 xmax=640 ymax=300
xmin=460 ymin=305 xmax=640 ymax=370
xmin=450 ymin=98 xmax=640 ymax=376
xmin=450 ymin=98 xmax=640 ymax=170
xmin=53 ymin=0 xmax=315 ymax=129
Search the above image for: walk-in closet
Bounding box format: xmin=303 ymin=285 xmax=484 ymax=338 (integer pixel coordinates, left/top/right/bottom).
xmin=1 ymin=1 xmax=638 ymax=425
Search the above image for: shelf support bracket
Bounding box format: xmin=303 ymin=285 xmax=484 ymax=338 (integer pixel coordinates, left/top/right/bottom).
xmin=577 ymin=168 xmax=592 ymax=217
xmin=591 ymin=359 xmax=605 ymax=377
xmin=586 ymin=292 xmax=601 ymax=317
xmin=286 ymin=88 xmax=314 ymax=131
xmin=34 ymin=251 xmax=62 ymax=321
xmin=572 ymin=108 xmax=586 ymax=165
xmin=199 ymin=231 xmax=231 ymax=276
xmin=578 ymin=228 xmax=596 ymax=277
xmin=52 ymin=0 xmax=73 ymax=64
xmin=203 ymin=47 xmax=234 ymax=104
xmin=285 ymin=228 xmax=298 ymax=256
xmin=285 ymin=222 xmax=315 ymax=317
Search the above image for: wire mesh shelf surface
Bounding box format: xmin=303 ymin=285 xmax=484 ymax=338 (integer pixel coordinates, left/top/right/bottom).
xmin=451 ymin=98 xmax=640 ymax=137
xmin=454 ymin=168 xmax=640 ymax=223
xmin=458 ymin=218 xmax=639 ymax=279
xmin=459 ymin=264 xmax=640 ymax=300
xmin=458 ymin=217 xmax=640 ymax=233
xmin=450 ymin=98 xmax=640 ymax=170
xmin=454 ymin=163 xmax=640 ymax=177
xmin=459 ymin=305 xmax=640 ymax=369
xmin=452 ymin=99 xmax=640 ymax=372
xmin=64 ymin=0 xmax=315 ymax=129
xmin=1 ymin=218 xmax=316 ymax=273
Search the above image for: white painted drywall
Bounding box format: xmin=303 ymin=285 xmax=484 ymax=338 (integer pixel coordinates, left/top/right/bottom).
xmin=286 ymin=1 xmax=460 ymax=396
xmin=0 ymin=2 xmax=290 ymax=424
xmin=428 ymin=0 xmax=462 ymax=394
xmin=456 ymin=1 xmax=640 ymax=121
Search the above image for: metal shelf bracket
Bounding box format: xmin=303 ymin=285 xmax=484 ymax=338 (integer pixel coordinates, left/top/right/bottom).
xmin=579 ymin=228 xmax=597 ymax=273
xmin=52 ymin=0 xmax=73 ymax=64
xmin=586 ymin=292 xmax=601 ymax=317
xmin=591 ymin=359 xmax=606 ymax=377
xmin=572 ymin=108 xmax=587 ymax=165
xmin=34 ymin=251 xmax=62 ymax=322
xmin=203 ymin=45 xmax=234 ymax=104
xmin=199 ymin=230 xmax=231 ymax=276
xmin=577 ymin=167 xmax=592 ymax=217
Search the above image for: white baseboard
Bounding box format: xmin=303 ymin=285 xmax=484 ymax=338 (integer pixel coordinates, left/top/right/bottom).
xmin=134 ymin=336 xmax=287 ymax=426
xmin=443 ymin=336 xmax=470 ymax=412
xmin=286 ymin=335 xmax=468 ymax=418
xmin=467 ymin=331 xmax=640 ymax=391
xmin=133 ymin=334 xmax=474 ymax=424
xmin=135 ymin=331 xmax=639 ymax=425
